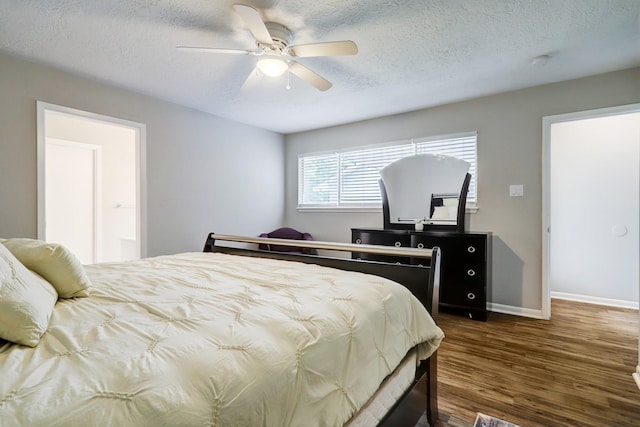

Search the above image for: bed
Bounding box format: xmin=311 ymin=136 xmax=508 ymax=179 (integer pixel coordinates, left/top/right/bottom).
xmin=0 ymin=233 xmax=443 ymax=426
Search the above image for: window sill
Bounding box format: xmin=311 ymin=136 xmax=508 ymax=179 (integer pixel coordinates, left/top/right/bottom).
xmin=297 ymin=206 xmax=479 ymax=214
xmin=297 ymin=207 xmax=383 ymax=213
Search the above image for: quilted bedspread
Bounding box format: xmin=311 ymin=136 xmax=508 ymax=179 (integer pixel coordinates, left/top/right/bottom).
xmin=0 ymin=252 xmax=443 ymax=427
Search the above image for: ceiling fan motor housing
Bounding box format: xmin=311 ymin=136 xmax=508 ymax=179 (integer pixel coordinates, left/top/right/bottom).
xmin=264 ymin=22 xmax=292 ymax=49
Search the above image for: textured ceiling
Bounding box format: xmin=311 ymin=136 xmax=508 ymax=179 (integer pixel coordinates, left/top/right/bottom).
xmin=1 ymin=0 xmax=639 ymax=134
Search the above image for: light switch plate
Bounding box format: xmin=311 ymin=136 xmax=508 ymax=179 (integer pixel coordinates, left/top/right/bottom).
xmin=509 ymin=184 xmax=524 ymax=197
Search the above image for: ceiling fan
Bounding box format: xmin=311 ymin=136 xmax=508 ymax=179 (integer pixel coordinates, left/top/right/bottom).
xmin=177 ymin=3 xmax=358 ymax=91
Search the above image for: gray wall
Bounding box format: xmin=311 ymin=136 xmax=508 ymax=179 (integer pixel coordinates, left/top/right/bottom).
xmin=2 ymin=49 xmax=638 ymax=313
xmin=284 ymin=67 xmax=640 ymax=314
xmin=0 ymin=53 xmax=285 ymax=256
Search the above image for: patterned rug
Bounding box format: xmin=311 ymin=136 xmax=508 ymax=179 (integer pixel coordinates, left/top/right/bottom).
xmin=415 ymin=411 xmax=520 ymax=426
xmin=473 ymin=412 xmax=521 ymax=427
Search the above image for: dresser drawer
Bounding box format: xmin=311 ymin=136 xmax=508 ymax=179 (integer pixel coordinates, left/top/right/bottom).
xmin=352 ymin=230 xmax=411 ymax=264
xmin=353 ymin=230 xmax=410 ymax=247
xmin=455 ymin=237 xmax=487 ymax=262
xmin=412 ymin=234 xmax=486 ymax=262
xmin=445 ymin=263 xmax=486 ymax=285
xmin=441 ymin=283 xmax=486 ymax=308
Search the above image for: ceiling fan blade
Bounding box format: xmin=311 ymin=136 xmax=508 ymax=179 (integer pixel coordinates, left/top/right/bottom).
xmin=288 ymin=62 xmax=332 ymax=91
xmin=233 ymin=4 xmax=273 ymax=45
xmin=289 ymin=41 xmax=358 ymax=58
xmin=241 ymin=67 xmax=264 ymax=90
xmin=176 ymin=46 xmax=255 ymax=55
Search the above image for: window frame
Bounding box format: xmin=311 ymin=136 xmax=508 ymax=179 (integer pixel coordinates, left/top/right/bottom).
xmin=297 ymin=131 xmax=478 ymax=212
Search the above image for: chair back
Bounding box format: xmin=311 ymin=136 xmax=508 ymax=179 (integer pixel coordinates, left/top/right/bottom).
xmin=258 ymin=227 xmax=317 ymax=255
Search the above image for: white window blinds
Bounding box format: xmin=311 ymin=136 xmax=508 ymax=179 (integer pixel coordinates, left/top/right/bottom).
xmin=298 ymin=132 xmax=477 ymax=208
xmin=298 ymin=153 xmax=338 ymax=206
xmin=339 ymin=144 xmax=414 ymax=204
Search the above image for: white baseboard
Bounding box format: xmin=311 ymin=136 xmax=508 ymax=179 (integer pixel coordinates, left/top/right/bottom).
xmin=634 ymin=366 xmax=640 ymax=391
xmin=551 ymin=292 xmax=639 ymax=310
xmin=488 ymin=302 xmax=544 ymax=319
xmin=486 ymin=294 xmax=638 ymax=319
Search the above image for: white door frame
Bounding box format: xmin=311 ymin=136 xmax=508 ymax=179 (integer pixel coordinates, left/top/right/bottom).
xmin=36 ymin=101 xmax=147 ymax=258
xmin=541 ymin=102 xmax=640 ymax=319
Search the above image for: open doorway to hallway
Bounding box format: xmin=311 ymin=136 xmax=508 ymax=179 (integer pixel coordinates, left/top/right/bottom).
xmin=37 ymin=102 xmax=146 ymax=264
xmin=542 ymin=104 xmax=640 ymax=319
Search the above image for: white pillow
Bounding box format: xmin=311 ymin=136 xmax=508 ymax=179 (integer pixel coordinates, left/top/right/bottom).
xmin=2 ymin=239 xmax=91 ymax=298
xmin=0 ymin=243 xmax=58 ymax=347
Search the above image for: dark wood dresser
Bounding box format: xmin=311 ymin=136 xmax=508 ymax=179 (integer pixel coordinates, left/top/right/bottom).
xmin=351 ymin=228 xmax=492 ymax=320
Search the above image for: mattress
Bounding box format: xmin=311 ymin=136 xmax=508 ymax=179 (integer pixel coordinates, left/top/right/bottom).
xmin=346 ymin=349 xmax=418 ymax=426
xmin=0 ymin=252 xmax=443 ymax=426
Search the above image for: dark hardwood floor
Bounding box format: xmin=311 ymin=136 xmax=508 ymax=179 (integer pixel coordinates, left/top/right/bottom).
xmin=421 ymin=299 xmax=639 ymax=427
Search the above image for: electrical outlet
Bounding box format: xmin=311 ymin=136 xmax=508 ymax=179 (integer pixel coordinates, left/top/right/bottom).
xmin=509 ymin=184 xmax=524 ymax=197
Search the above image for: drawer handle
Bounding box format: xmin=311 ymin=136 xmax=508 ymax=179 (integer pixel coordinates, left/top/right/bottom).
xmin=467 ymin=269 xmax=476 ymax=277
xmin=394 ymin=241 xmax=402 ymax=247
xmin=355 ymin=238 xmax=362 ymax=244
xmin=467 ymin=292 xmax=476 ymax=300
xmin=417 ymin=243 xmax=424 ymax=249
xmin=467 ymin=246 xmax=476 ymax=253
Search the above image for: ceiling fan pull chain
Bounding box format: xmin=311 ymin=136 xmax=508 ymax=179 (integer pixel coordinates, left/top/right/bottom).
xmin=286 ymin=68 xmax=291 ymax=90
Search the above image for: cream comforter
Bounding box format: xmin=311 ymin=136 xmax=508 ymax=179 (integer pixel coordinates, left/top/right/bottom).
xmin=0 ymin=252 xmax=443 ymax=427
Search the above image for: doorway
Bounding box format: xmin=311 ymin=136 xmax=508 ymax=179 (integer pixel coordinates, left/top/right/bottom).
xmin=542 ymin=104 xmax=640 ymax=319
xmin=46 ymin=139 xmax=102 ymax=264
xmin=37 ymin=102 xmax=146 ymax=263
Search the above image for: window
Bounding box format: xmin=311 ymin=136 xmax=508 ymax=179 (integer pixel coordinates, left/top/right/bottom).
xmin=298 ymin=132 xmax=477 ymax=209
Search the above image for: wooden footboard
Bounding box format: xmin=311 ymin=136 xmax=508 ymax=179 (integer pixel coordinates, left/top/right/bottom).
xmin=203 ymin=233 xmax=441 ymax=426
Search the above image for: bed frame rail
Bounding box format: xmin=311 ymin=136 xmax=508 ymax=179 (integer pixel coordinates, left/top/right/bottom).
xmin=204 ymin=233 xmax=439 ymax=319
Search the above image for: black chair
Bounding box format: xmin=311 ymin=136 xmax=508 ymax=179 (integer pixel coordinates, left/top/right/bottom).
xmin=258 ymin=227 xmax=317 ymax=255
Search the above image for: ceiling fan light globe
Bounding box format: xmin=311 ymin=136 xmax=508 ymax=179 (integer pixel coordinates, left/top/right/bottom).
xmin=257 ymin=57 xmax=288 ymax=77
